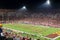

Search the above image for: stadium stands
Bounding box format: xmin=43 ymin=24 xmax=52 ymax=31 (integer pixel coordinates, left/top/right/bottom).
xmin=0 ymin=9 xmax=60 ymax=40
xmin=0 ymin=9 xmax=60 ymax=28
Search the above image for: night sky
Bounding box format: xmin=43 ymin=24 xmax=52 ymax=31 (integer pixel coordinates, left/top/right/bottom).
xmin=0 ymin=0 xmax=60 ymax=10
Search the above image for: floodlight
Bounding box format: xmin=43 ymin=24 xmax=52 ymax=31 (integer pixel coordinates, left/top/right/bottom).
xmin=22 ymin=6 xmax=26 ymax=10
xmin=46 ymin=0 xmax=50 ymax=5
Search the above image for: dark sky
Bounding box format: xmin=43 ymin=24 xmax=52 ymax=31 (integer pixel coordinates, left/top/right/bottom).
xmin=0 ymin=0 xmax=60 ymax=10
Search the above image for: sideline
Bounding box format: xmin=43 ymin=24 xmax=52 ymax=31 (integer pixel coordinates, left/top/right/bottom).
xmin=2 ymin=27 xmax=37 ymax=36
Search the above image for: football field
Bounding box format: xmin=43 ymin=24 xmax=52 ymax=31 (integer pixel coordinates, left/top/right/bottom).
xmin=3 ymin=23 xmax=60 ymax=40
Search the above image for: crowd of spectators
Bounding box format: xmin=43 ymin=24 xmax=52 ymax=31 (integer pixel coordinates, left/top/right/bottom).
xmin=0 ymin=9 xmax=60 ymax=28
xmin=0 ymin=31 xmax=32 ymax=40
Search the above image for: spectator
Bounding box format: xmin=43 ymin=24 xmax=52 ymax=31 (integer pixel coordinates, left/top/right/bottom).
xmin=22 ymin=37 xmax=25 ymax=40
xmin=5 ymin=35 xmax=13 ymax=40
xmin=0 ymin=24 xmax=3 ymax=34
xmin=0 ymin=24 xmax=5 ymax=40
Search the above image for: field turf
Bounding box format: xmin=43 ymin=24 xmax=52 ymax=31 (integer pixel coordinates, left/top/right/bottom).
xmin=3 ymin=23 xmax=60 ymax=39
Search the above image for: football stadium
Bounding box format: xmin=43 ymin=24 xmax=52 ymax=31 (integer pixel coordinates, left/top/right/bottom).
xmin=0 ymin=0 xmax=60 ymax=40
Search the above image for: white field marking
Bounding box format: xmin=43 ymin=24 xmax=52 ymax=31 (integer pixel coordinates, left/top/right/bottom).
xmin=2 ymin=27 xmax=24 ymax=33
xmin=52 ymin=36 xmax=60 ymax=40
xmin=44 ymin=37 xmax=52 ymax=39
xmin=44 ymin=36 xmax=60 ymax=40
xmin=2 ymin=27 xmax=37 ymax=35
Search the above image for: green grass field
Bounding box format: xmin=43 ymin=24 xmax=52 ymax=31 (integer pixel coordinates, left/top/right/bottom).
xmin=3 ymin=23 xmax=60 ymax=40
